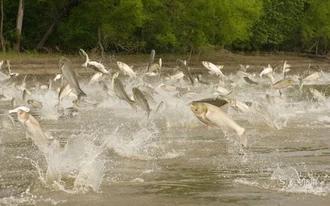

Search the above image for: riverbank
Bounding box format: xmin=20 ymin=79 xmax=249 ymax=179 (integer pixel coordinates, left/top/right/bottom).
xmin=0 ymin=51 xmax=329 ymax=75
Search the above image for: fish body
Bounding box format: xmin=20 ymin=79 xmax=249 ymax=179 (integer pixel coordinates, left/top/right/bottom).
xmin=60 ymin=59 xmax=86 ymax=98
xmin=79 ymin=48 xmax=109 ymax=74
xmin=202 ymin=61 xmax=225 ymax=78
xmin=272 ymin=79 xmax=294 ymax=90
xmin=282 ymin=61 xmax=291 ymax=78
xmin=148 ymin=64 xmax=161 ymax=73
xmin=216 ymin=86 xmax=231 ymax=96
xmin=168 ymin=71 xmax=184 ymax=81
xmin=229 ymin=99 xmax=250 ymax=113
xmin=309 ymin=88 xmax=326 ymax=102
xmin=260 ymin=64 xmax=273 ymax=77
xmin=243 ymin=76 xmax=258 ymax=85
xmin=87 ymin=61 xmax=109 ymax=74
xmin=89 ymin=72 xmax=104 ymax=85
xmin=159 ymin=58 xmax=162 ymax=70
xmin=117 ymin=61 xmax=136 ymax=78
xmin=147 ymin=49 xmax=155 ymax=71
xmin=303 ymin=72 xmax=320 ymax=82
xmin=190 ymin=102 xmax=246 ymax=146
xmin=132 ymin=87 xmax=151 ymax=117
xmin=53 ymin=74 xmax=62 ymax=81
xmin=58 ymin=84 xmax=77 ymax=103
xmin=113 ymin=76 xmax=135 ymax=107
xmin=9 ymin=106 xmax=51 ymax=154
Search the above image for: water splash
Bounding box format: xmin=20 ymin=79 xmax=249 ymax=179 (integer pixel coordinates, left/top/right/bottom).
xmin=107 ymin=124 xmax=182 ymax=160
xmin=0 ymin=187 xmax=66 ymax=205
xmin=271 ymin=166 xmax=329 ymax=196
xmin=235 ymin=166 xmax=329 ymax=196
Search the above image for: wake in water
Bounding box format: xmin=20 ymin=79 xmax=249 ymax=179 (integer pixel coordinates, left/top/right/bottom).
xmin=234 ymin=166 xmax=329 ymax=196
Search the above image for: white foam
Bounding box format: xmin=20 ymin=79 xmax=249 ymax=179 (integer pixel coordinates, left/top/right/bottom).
xmin=234 ymin=167 xmax=329 ymax=196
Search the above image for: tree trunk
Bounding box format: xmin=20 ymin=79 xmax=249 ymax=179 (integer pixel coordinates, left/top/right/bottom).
xmin=36 ymin=0 xmax=81 ymax=50
xmin=0 ymin=0 xmax=5 ymax=52
xmin=36 ymin=22 xmax=55 ymax=50
xmin=98 ymin=26 xmax=105 ymax=59
xmin=14 ymin=0 xmax=24 ymax=52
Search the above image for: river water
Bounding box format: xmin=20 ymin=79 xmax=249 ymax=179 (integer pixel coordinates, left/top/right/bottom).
xmin=0 ymin=61 xmax=329 ymax=205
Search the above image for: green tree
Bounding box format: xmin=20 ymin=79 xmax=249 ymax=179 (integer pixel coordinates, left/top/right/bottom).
xmin=302 ymin=0 xmax=330 ymax=54
xmin=56 ymin=0 xmax=145 ymax=52
xmin=251 ymin=0 xmax=308 ymax=51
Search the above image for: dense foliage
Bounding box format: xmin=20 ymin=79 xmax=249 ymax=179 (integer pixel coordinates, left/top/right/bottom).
xmin=1 ymin=0 xmax=330 ymax=54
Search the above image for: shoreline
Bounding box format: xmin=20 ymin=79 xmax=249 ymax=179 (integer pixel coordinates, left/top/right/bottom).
xmin=0 ymin=51 xmax=329 ymax=75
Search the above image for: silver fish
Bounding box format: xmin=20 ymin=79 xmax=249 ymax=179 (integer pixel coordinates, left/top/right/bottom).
xmin=58 ymin=83 xmax=77 ymax=104
xmin=190 ymin=102 xmax=246 ymax=146
xmin=243 ymin=76 xmax=258 ymax=85
xmin=9 ymin=106 xmax=52 ymax=154
xmin=80 ymin=48 xmax=109 ymax=74
xmin=113 ymin=76 xmax=135 ymax=108
xmin=177 ymin=59 xmax=194 ymax=85
xmin=59 ymin=58 xmax=86 ymax=99
xmin=272 ymin=79 xmax=295 ymax=90
xmin=147 ymin=49 xmax=155 ymax=72
xmin=132 ymin=87 xmax=151 ymax=117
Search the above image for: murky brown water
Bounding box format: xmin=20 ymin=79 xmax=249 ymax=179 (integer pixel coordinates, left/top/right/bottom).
xmin=0 ymin=56 xmax=330 ymax=205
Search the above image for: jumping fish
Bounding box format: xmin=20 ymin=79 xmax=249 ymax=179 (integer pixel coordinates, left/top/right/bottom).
xmin=117 ymin=61 xmax=136 ymax=78
xmin=272 ymin=79 xmax=295 ymax=90
xmin=243 ymin=76 xmax=258 ymax=85
xmin=89 ymin=72 xmax=104 ymax=85
xmin=309 ymin=88 xmax=326 ymax=102
xmin=190 ymin=102 xmax=246 ymax=146
xmin=112 ymin=74 xmax=135 ymax=108
xmin=79 ymin=49 xmax=109 ymax=74
xmin=303 ymin=72 xmax=320 ymax=82
xmin=132 ymin=87 xmax=151 ymax=117
xmin=229 ymin=99 xmax=250 ymax=113
xmin=9 ymin=106 xmax=53 ymax=154
xmin=216 ymin=86 xmax=232 ymax=96
xmin=59 ymin=58 xmax=86 ymax=99
xmin=147 ymin=49 xmax=155 ymax=72
xmin=167 ymin=71 xmax=184 ymax=81
xmin=260 ymin=64 xmax=273 ymax=77
xmin=282 ymin=61 xmax=291 ymax=79
xmin=299 ymin=72 xmax=321 ymax=90
xmin=202 ymin=61 xmax=226 ymax=78
xmin=177 ymin=59 xmax=194 ymax=85
xmin=58 ymin=83 xmax=77 ymax=104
